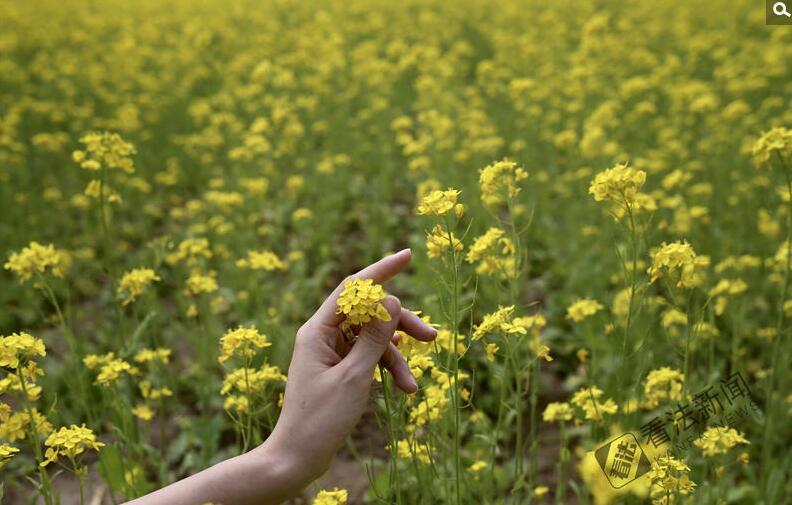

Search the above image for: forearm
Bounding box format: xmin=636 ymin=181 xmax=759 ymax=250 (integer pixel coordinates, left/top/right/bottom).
xmin=123 ymin=439 xmax=306 ymax=505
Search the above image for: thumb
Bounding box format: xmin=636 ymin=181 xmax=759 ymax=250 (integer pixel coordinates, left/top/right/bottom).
xmin=341 ymin=296 xmax=402 ymax=375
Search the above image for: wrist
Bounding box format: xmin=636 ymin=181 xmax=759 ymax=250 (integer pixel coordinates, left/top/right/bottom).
xmin=248 ymin=431 xmax=321 ymax=503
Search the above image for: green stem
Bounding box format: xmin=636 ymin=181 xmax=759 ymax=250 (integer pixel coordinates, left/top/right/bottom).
xmin=444 ymin=220 xmax=462 ymax=505
xmin=379 ymin=364 xmax=401 ymax=505
xmin=18 ymin=371 xmax=54 ymax=505
xmin=762 ymin=154 xmax=792 ymax=492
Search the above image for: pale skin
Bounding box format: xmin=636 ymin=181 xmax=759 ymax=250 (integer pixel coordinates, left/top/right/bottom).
xmin=125 ymin=248 xmax=436 ymax=505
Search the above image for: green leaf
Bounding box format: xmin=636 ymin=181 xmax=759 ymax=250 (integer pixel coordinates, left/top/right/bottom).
xmin=99 ymin=444 xmax=125 ymax=494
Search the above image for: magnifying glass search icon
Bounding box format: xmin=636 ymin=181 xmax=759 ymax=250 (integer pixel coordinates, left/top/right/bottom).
xmin=774 ymin=1 xmax=792 ymax=17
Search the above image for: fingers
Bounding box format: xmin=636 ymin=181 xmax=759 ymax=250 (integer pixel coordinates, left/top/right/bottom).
xmin=398 ymin=308 xmax=437 ymax=342
xmin=379 ymin=342 xmax=417 ymax=393
xmin=340 ymin=296 xmax=401 ymax=377
xmin=311 ymin=249 xmax=412 ymax=327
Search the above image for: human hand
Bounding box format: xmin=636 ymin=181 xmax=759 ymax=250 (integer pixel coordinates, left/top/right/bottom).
xmin=125 ymin=249 xmax=434 ymax=505
xmin=254 ymin=248 xmax=436 ymax=495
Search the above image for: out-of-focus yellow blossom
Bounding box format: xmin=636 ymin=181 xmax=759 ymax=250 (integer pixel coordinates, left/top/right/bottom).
xmin=139 ymin=380 xmax=173 ymax=400
xmin=426 ymin=224 xmax=464 ymax=259
xmin=468 ymin=460 xmax=487 ymax=473
xmin=566 ymin=298 xmax=604 ymax=322
xmin=649 ymin=455 xmax=695 ymax=505
xmin=0 ymin=332 xmax=46 ymax=369
xmin=0 ymin=443 xmax=19 ymax=468
xmin=219 ymin=326 xmax=271 ymax=363
xmin=313 ymin=488 xmax=348 ymax=505
xmin=118 ymin=268 xmax=161 ymax=305
xmin=133 ymin=347 xmax=171 ymax=365
xmin=478 ymin=160 xmax=528 ymax=206
xmin=533 ymin=486 xmax=549 ymax=497
xmin=485 ymin=342 xmax=498 ymax=362
xmin=166 ymin=238 xmax=212 ymax=266
xmin=465 ymin=227 xmax=517 ymax=278
xmin=434 ymin=329 xmax=466 ymax=354
xmin=220 ymin=365 xmax=286 ymax=395
xmin=95 ymin=358 xmax=138 ymax=386
xmin=336 ymin=278 xmax=391 ymax=331
xmin=4 ymin=242 xmax=68 ymax=283
xmin=542 ymin=402 xmax=573 ymax=422
xmin=417 ymin=188 xmax=460 ymax=216
xmin=571 ymin=386 xmax=618 ymax=420
xmin=132 ymin=404 xmax=155 ymax=421
xmin=473 ymin=305 xmax=515 ymax=339
xmin=224 ymin=395 xmax=250 ymax=414
xmin=752 ymin=127 xmax=792 ymax=167
xmin=647 ymin=241 xmax=708 ymax=288
xmin=642 ymin=367 xmax=684 ymax=409
xmin=41 ymin=424 xmax=104 ymax=467
xmin=533 ymin=343 xmax=553 ymax=362
xmin=83 ymin=179 xmax=122 ymax=203
xmin=394 ymin=439 xmax=431 ymax=464
xmin=0 ymin=409 xmax=53 ymax=442
xmin=185 ymin=272 xmax=219 ymax=295
xmin=292 ymin=208 xmax=313 ymax=221
xmin=589 ymin=162 xmax=646 ymax=206
xmin=72 ymin=132 xmax=135 ymax=173
xmin=236 ymin=250 xmax=286 ymax=271
xmin=694 ymin=426 xmax=749 ymax=457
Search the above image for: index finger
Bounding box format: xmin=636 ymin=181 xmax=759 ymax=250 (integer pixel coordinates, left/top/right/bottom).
xmin=310 ymin=248 xmax=412 ymax=327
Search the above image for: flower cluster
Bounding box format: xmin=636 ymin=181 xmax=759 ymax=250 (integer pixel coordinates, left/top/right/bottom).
xmin=647 ymin=241 xmax=708 ymax=288
xmin=218 ymin=326 xmax=272 ymax=364
xmin=41 ymin=424 xmax=105 ymax=467
xmin=466 ymin=228 xmax=517 ymax=278
xmin=649 ymin=455 xmax=695 ymax=505
xmin=236 ymin=250 xmax=286 ymax=271
xmin=752 ymin=127 xmax=792 ymax=167
xmin=426 ymin=225 xmax=464 ymax=259
xmin=4 ymin=242 xmax=68 ymax=283
xmin=542 ymin=402 xmax=573 ymax=422
xmin=693 ymin=426 xmax=749 ymax=456
xmin=478 ymin=160 xmax=528 ymax=206
xmin=417 ymin=188 xmax=462 ymax=216
xmin=570 ymin=386 xmax=618 ymax=421
xmin=0 ymin=332 xmax=46 ymax=369
xmin=335 ymin=278 xmax=392 ymax=331
xmin=642 ymin=367 xmax=684 ymax=408
xmin=118 ymin=268 xmax=161 ymax=305
xmin=566 ymin=298 xmax=604 ymax=322
xmin=588 ymin=162 xmax=646 ymax=206
xmin=313 ymin=488 xmax=348 ymax=505
xmin=72 ymin=132 xmax=135 ymax=173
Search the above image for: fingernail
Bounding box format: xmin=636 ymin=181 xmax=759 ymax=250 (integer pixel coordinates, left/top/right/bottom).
xmin=409 ymin=377 xmax=418 ymax=392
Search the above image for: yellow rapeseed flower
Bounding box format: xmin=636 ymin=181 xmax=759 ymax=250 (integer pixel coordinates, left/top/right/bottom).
xmin=313 ymin=488 xmax=348 ymax=505
xmin=542 ymin=402 xmax=573 ymax=422
xmin=118 ymin=268 xmax=161 ymax=305
xmin=335 ymin=278 xmax=391 ymax=331
xmin=478 ymin=160 xmax=528 ymax=206
xmin=694 ymin=426 xmax=749 ymax=457
xmin=417 ymin=188 xmax=460 ymax=216
xmin=236 ymin=250 xmax=286 ymax=271
xmin=218 ymin=326 xmax=271 ymax=363
xmin=4 ymin=242 xmax=68 ymax=283
xmin=41 ymin=424 xmax=104 ymax=467
xmin=752 ymin=127 xmax=792 ymax=167
xmin=588 ymin=162 xmax=646 ymax=206
xmin=566 ymin=298 xmax=604 ymax=322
